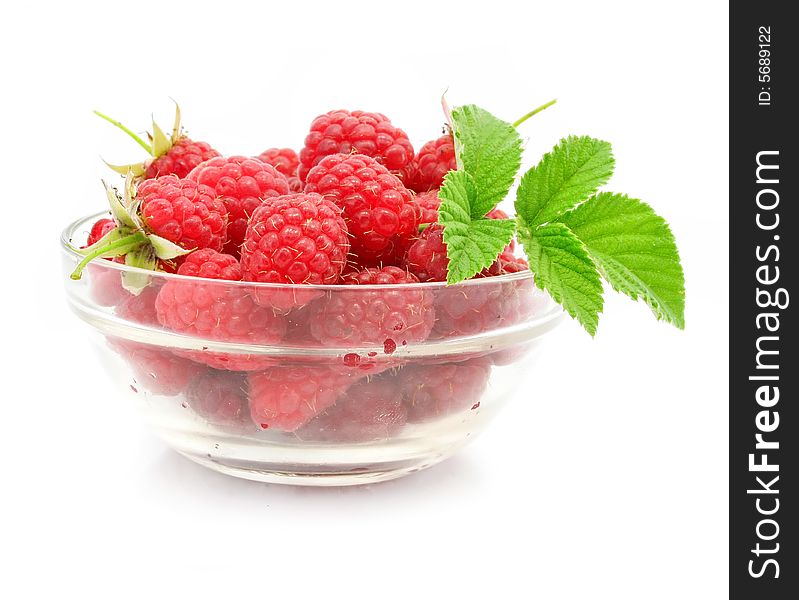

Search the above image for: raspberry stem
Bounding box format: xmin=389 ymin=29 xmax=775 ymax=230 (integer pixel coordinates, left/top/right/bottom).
xmin=70 ymin=231 xmax=148 ymax=280
xmin=512 ymin=99 xmax=557 ymax=128
xmin=94 ymin=110 xmax=153 ymax=155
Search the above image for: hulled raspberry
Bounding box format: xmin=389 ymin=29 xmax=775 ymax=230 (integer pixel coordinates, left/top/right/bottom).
xmin=155 ymin=249 xmax=287 ymax=370
xmin=239 ymin=192 xmax=349 ymax=311
xmin=187 ymin=156 xmax=290 ymax=255
xmin=248 ymin=365 xmax=364 ymax=432
xmin=309 ymin=266 xmax=435 ymax=348
xmin=257 ymin=148 xmax=300 ymax=178
xmin=408 ymin=134 xmax=456 ymax=193
xmin=298 ymin=375 xmax=407 ymax=442
xmin=399 ymin=358 xmax=492 ymax=423
xmin=304 ymin=153 xmax=418 ymax=266
xmin=298 ymin=110 xmax=414 ymax=182
xmin=109 ymin=338 xmax=204 ymax=397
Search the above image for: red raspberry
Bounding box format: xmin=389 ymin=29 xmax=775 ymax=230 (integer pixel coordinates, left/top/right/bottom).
xmin=248 ymin=365 xmax=363 ymax=432
xmin=304 ymin=153 xmax=419 ymax=266
xmin=413 ymin=190 xmax=441 ymax=226
xmin=298 ymin=375 xmax=407 ymax=442
xmin=137 ymin=175 xmax=228 ymax=252
xmin=156 ymin=249 xmax=287 ymax=370
xmin=309 ymin=266 xmax=435 ymax=348
xmin=405 ymin=224 xmax=448 ymax=282
xmin=400 ymin=358 xmax=492 ymax=423
xmin=85 ymin=218 xmax=116 ymax=247
xmin=405 ymin=210 xmax=522 ymax=282
xmin=257 ymin=148 xmax=300 ymax=178
xmin=187 ymin=156 xmax=290 ymax=255
xmin=298 ymin=110 xmax=414 ymax=182
xmin=145 ymin=138 xmax=220 ymax=180
xmin=109 ymin=338 xmax=204 ymax=397
xmin=408 ymin=134 xmax=456 ymax=193
xmin=115 ymin=284 xmax=161 ymax=327
xmin=185 ymin=370 xmax=248 ymax=427
xmin=240 ymin=193 xmax=349 ymax=311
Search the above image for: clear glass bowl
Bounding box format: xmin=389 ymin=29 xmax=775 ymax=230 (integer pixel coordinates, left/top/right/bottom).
xmin=61 ymin=213 xmax=564 ymax=486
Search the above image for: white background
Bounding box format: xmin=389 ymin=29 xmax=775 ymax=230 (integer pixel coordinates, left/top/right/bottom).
xmin=0 ymin=1 xmax=728 ymax=597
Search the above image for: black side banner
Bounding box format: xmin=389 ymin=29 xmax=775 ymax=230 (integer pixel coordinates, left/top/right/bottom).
xmin=730 ymin=2 xmax=797 ymax=598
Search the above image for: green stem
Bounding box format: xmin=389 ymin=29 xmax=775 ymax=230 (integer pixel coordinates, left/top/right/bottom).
xmin=512 ymin=99 xmax=558 ymax=128
xmin=70 ymin=231 xmax=148 ymax=280
xmin=94 ymin=110 xmax=153 ymax=155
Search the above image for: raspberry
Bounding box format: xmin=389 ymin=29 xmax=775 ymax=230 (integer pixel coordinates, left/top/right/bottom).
xmin=109 ymin=338 xmax=203 ymax=396
xmin=137 ymin=175 xmax=228 ymax=252
xmin=408 ymin=134 xmax=456 ymax=193
xmin=304 ymin=153 xmax=419 ymax=266
xmin=96 ymin=105 xmax=220 ymax=180
xmin=298 ymin=375 xmax=407 ymax=442
xmin=413 ymin=190 xmax=441 ymax=226
xmin=298 ymin=110 xmax=414 ymax=182
xmin=155 ymin=249 xmax=287 ymax=370
xmin=145 ymin=138 xmax=220 ymax=179
xmin=309 ymin=266 xmax=435 ymax=348
xmin=240 ymin=193 xmax=349 ymax=311
xmin=248 ymin=365 xmax=363 ymax=432
xmin=187 ymin=156 xmax=290 ymax=255
xmin=400 ymin=358 xmax=492 ymax=423
xmin=115 ymin=284 xmax=161 ymax=327
xmin=85 ymin=218 xmax=116 ymax=247
xmin=185 ymin=370 xmax=248 ymax=427
xmin=405 ymin=210 xmax=522 ymax=282
xmin=405 ymin=224 xmax=448 ymax=282
xmin=256 ymin=148 xmax=300 ymax=178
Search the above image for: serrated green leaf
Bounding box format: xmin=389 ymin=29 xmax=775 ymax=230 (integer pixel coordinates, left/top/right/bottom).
xmin=438 ymin=170 xmax=517 ymax=283
xmin=516 ymin=135 xmax=615 ymax=227
xmin=559 ymin=192 xmax=685 ymax=328
xmin=451 ymin=104 xmax=522 ymax=214
xmin=518 ymin=221 xmax=604 ymax=335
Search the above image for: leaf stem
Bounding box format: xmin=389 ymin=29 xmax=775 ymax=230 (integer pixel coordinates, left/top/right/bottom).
xmin=94 ymin=110 xmax=153 ymax=155
xmin=512 ymin=99 xmax=557 ymax=128
xmin=70 ymin=231 xmax=148 ymax=280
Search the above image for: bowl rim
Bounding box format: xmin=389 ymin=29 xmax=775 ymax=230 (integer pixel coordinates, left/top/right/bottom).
xmin=61 ymin=211 xmax=538 ymax=291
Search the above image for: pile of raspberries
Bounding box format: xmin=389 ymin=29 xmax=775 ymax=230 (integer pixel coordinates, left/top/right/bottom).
xmin=84 ymin=108 xmax=537 ymax=438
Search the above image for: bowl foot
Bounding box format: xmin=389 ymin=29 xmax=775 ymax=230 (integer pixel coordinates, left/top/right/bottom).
xmin=176 ymin=450 xmax=449 ymax=486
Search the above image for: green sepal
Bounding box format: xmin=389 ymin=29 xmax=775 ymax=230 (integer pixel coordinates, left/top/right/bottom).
xmin=147 ymin=234 xmax=190 ymax=260
xmin=122 ymin=246 xmax=158 ymax=295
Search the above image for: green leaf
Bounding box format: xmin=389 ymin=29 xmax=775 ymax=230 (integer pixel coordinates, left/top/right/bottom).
xmin=516 ymin=135 xmax=615 ymax=227
xmin=451 ymin=104 xmax=522 ymax=215
xmin=559 ymin=192 xmax=685 ymax=328
xmin=438 ymin=170 xmax=517 ymax=284
xmin=518 ymin=221 xmax=604 ymax=335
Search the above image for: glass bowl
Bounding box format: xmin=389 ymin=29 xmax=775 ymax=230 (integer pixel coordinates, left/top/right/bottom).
xmin=61 ymin=213 xmax=564 ymax=486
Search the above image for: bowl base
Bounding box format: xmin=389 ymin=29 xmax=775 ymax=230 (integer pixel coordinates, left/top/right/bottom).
xmin=176 ymin=450 xmax=449 ymax=486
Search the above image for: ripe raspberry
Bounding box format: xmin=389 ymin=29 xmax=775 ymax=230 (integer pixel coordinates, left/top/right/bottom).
xmin=248 ymin=365 xmax=363 ymax=432
xmin=109 ymin=338 xmax=204 ymax=397
xmin=96 ymin=104 xmax=220 ymax=180
xmin=257 ymin=148 xmax=300 ymax=178
xmin=400 ymin=358 xmax=492 ymax=423
xmin=187 ymin=156 xmax=290 ymax=255
xmin=240 ymin=193 xmax=349 ymax=311
xmin=298 ymin=110 xmax=414 ymax=182
xmin=405 ymin=224 xmax=448 ymax=282
xmin=405 ymin=210 xmax=522 ymax=282
xmin=145 ymin=138 xmax=220 ymax=179
xmin=309 ymin=266 xmax=435 ymax=348
xmin=85 ymin=218 xmax=116 ymax=247
xmin=115 ymin=284 xmax=161 ymax=327
xmin=185 ymin=370 xmax=248 ymax=427
xmin=304 ymin=153 xmax=419 ymax=266
xmin=137 ymin=175 xmax=228 ymax=252
xmin=156 ymin=249 xmax=287 ymax=370
xmin=413 ymin=190 xmax=441 ymax=226
xmin=408 ymin=134 xmax=456 ymax=193
xmin=298 ymin=375 xmax=407 ymax=442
